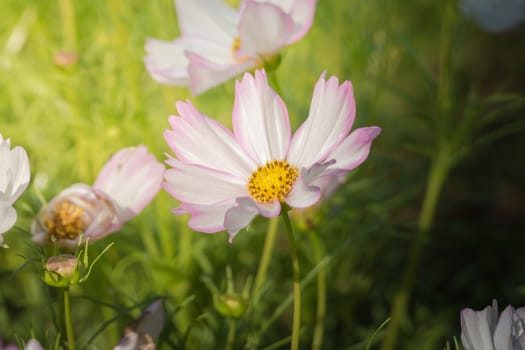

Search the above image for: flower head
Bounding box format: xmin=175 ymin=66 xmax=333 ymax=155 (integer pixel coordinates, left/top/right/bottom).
xmin=461 ymin=300 xmax=525 ymax=350
xmin=0 ymin=133 xmax=30 ymax=242
xmin=32 ymin=146 xmax=164 ymax=247
xmin=163 ymin=69 xmax=381 ymax=242
xmin=459 ymin=0 xmax=525 ymax=32
xmin=145 ymin=0 xmax=317 ymax=95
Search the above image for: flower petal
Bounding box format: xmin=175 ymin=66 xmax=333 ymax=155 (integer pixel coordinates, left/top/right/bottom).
xmin=93 ymin=146 xmax=164 ymax=222
xmin=187 ymin=51 xmax=258 ymax=95
xmin=460 ymin=307 xmax=497 ymax=350
xmin=237 ymin=1 xmax=294 ymax=56
xmin=173 ymin=200 xmax=236 ymax=233
xmin=144 ymin=38 xmax=190 ymax=86
xmin=224 ymin=197 xmax=280 ymax=242
xmin=165 ymin=101 xmax=256 ymax=177
xmin=0 ymin=202 xmax=16 ymax=236
xmin=232 ymin=70 xmax=291 ymax=164
xmin=175 ymin=0 xmax=238 ymax=44
xmin=326 ymin=126 xmax=381 ymax=171
xmin=287 ymin=73 xmax=356 ymax=169
xmin=493 ymin=305 xmax=513 ymax=350
xmin=0 ymin=135 xmax=30 ymax=204
xmin=247 ymin=0 xmax=317 ymax=43
xmin=285 ymin=175 xmax=321 ymax=209
xmin=163 ymin=160 xmax=246 ymax=205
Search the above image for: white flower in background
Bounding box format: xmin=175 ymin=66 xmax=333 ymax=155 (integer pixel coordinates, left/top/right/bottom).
xmin=459 ymin=0 xmax=525 ymax=32
xmin=461 ymin=299 xmax=525 ymax=350
xmin=0 ymin=133 xmax=30 ymax=243
xmin=145 ymin=0 xmax=317 ymax=95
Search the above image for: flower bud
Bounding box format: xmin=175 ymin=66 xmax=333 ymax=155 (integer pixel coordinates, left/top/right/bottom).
xmin=213 ymin=293 xmax=248 ymax=319
xmin=44 ymin=254 xmax=81 ymax=287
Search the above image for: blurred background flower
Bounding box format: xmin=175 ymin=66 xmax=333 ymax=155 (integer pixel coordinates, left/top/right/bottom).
xmin=144 ymin=0 xmax=317 ymax=95
xmin=459 ymin=0 xmax=525 ymax=32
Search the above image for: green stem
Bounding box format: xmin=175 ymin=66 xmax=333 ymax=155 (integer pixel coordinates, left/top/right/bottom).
xmin=381 ymin=151 xmax=450 ymax=350
xmin=225 ymin=319 xmax=236 ymax=350
xmin=281 ymin=209 xmax=301 ymax=350
xmin=253 ymin=217 xmax=279 ymax=304
xmin=310 ymin=232 xmax=326 ymax=350
xmin=63 ymin=287 xmax=76 ymax=350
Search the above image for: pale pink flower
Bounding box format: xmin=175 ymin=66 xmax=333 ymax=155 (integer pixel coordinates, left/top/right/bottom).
xmin=24 ymin=339 xmax=44 ymax=350
xmin=144 ymin=0 xmax=317 ymax=95
xmin=163 ymin=70 xmax=381 ymax=242
xmin=0 ymin=133 xmax=30 ymax=242
xmin=32 ymin=146 xmax=164 ymax=247
xmin=461 ymin=300 xmax=525 ymax=350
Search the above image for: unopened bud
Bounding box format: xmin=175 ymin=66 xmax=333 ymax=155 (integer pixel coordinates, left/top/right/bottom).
xmin=44 ymin=254 xmax=80 ymax=287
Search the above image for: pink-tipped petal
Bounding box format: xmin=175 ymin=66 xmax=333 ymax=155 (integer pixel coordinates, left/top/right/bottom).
xmin=327 ymin=126 xmax=381 ymax=171
xmin=285 ymin=176 xmax=321 ymax=208
xmin=175 ymin=0 xmax=238 ymax=44
xmin=163 ymin=160 xmax=246 ymax=205
xmin=173 ymin=200 xmax=235 ymax=233
xmin=232 ymin=70 xmax=291 ymax=164
xmin=187 ymin=52 xmax=257 ymax=95
xmin=287 ymin=73 xmax=356 ymax=168
xmin=144 ymin=38 xmax=190 ymax=86
xmin=237 ymin=1 xmax=294 ymax=56
xmin=165 ymin=101 xmax=256 ymax=177
xmin=93 ymin=146 xmax=164 ymax=222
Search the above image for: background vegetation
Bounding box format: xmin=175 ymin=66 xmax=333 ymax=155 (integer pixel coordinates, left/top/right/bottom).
xmin=1 ymin=0 xmax=524 ymax=348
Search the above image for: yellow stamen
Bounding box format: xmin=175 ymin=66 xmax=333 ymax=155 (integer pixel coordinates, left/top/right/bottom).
xmin=247 ymin=160 xmax=299 ymax=203
xmin=44 ymin=200 xmax=85 ymax=240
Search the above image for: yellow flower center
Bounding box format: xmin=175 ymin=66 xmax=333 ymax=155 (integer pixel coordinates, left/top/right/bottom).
xmin=232 ymin=37 xmax=241 ymax=55
xmin=44 ymin=200 xmax=86 ymax=240
xmin=247 ymin=160 xmax=299 ymax=203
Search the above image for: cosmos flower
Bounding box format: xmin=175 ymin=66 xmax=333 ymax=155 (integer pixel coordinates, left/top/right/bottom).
xmin=144 ymin=0 xmax=317 ymax=95
xmin=32 ymin=146 xmax=164 ymax=247
xmin=459 ymin=0 xmax=525 ymax=32
xmin=461 ymin=300 xmax=525 ymax=350
xmin=0 ymin=133 xmax=30 ymax=242
xmin=163 ymin=69 xmax=381 ymax=242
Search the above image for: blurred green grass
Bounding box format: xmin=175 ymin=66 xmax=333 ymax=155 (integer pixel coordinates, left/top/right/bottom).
xmin=1 ymin=0 xmax=525 ymax=349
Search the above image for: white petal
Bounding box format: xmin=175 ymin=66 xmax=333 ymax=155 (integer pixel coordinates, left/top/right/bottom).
xmin=144 ymin=38 xmax=190 ymax=86
xmin=460 ymin=307 xmax=496 ymax=350
xmin=493 ymin=306 xmax=513 ymax=350
xmin=187 ymin=52 xmax=258 ymax=95
xmin=163 ymin=160 xmax=246 ymax=205
xmin=0 ymin=140 xmax=30 ymax=204
xmin=326 ymin=127 xmax=381 ymax=170
xmin=25 ymin=339 xmax=44 ymax=350
xmin=232 ymin=70 xmax=291 ymax=164
xmin=287 ymin=73 xmax=356 ymax=168
xmin=175 ymin=0 xmax=238 ymax=44
xmin=237 ymin=1 xmax=294 ymax=56
xmin=242 ymin=0 xmax=317 ymax=44
xmin=224 ymin=197 xmax=280 ymax=242
xmin=165 ymin=101 xmax=256 ymax=177
xmin=0 ymin=202 xmax=17 ymax=234
xmin=173 ymin=200 xmax=236 ymax=233
xmin=285 ymin=175 xmax=321 ymax=209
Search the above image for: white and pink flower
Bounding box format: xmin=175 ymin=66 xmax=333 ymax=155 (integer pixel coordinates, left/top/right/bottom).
xmin=163 ymin=70 xmax=381 ymax=242
xmin=32 ymin=146 xmax=164 ymax=247
xmin=0 ymin=134 xmax=30 ymax=243
xmin=144 ymin=0 xmax=317 ymax=95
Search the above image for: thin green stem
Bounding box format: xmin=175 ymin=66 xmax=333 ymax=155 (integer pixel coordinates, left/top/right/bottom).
xmin=225 ymin=319 xmax=236 ymax=350
xmin=281 ymin=209 xmax=301 ymax=350
xmin=381 ymin=150 xmax=450 ymax=350
xmin=63 ymin=287 xmax=76 ymax=350
xmin=253 ymin=217 xmax=279 ymax=304
xmin=310 ymin=232 xmax=326 ymax=350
